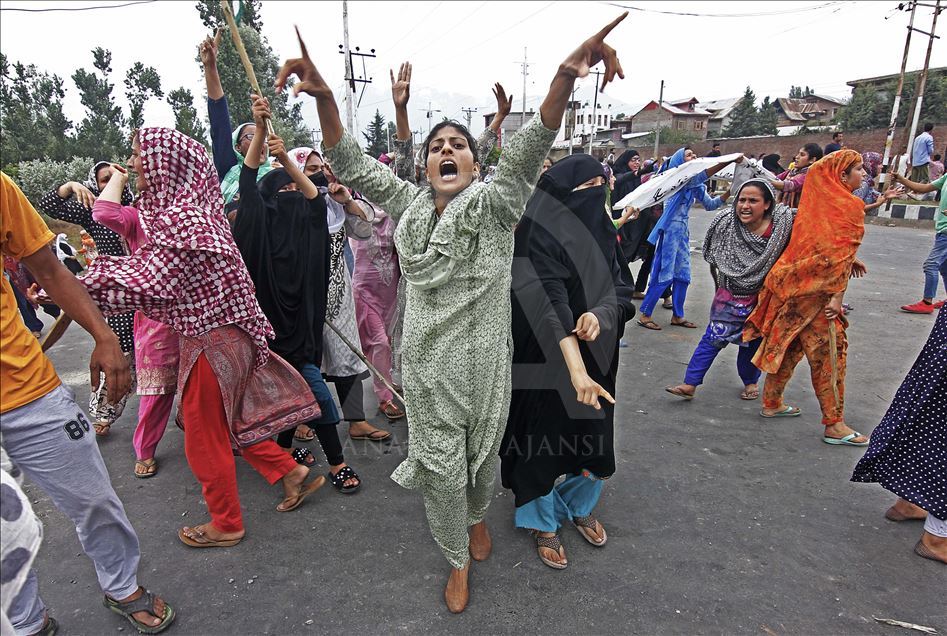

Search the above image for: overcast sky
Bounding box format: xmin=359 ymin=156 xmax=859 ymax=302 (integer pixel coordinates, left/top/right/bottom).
xmin=1 ymin=0 xmax=945 ymax=142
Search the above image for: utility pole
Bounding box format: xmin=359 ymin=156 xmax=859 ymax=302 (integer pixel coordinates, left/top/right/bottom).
xmin=462 ymin=107 xmax=478 ymax=129
xmin=587 ymin=67 xmax=604 ymax=155
xmin=880 ymin=0 xmax=918 ymax=189
xmin=653 ymin=79 xmax=664 ymax=160
xmin=341 ymin=0 xmax=355 ymax=135
xmin=339 ymin=0 xmax=376 ymax=137
xmin=421 ymin=101 xmax=442 ymax=135
xmin=567 ymin=83 xmax=580 ymax=156
xmin=518 ymin=47 xmax=530 ymax=130
xmin=905 ymin=0 xmax=941 ymax=171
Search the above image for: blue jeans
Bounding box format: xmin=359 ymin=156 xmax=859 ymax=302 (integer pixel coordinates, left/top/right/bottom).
xmin=515 ymin=472 xmax=604 ymax=533
xmin=683 ymin=331 xmax=762 ymax=387
xmin=298 ymin=363 xmax=341 ymax=426
xmin=922 ymin=232 xmax=947 ymax=299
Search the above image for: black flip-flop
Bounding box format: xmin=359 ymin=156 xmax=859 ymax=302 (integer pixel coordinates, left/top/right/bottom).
xmin=637 ymin=319 xmax=662 ymax=331
xmin=669 ymin=320 xmax=697 ymax=329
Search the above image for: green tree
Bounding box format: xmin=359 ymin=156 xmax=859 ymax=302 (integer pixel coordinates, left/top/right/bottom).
xmin=756 ymin=96 xmax=778 ymax=135
xmin=834 ymin=85 xmax=888 ymax=130
xmin=71 ymin=48 xmax=127 ymax=161
xmin=1 ymin=54 xmax=74 ymax=167
xmin=15 ymin=156 xmax=93 ymax=206
xmin=362 ymin=110 xmax=389 ymax=157
xmin=167 ymin=87 xmax=208 ymax=143
xmin=124 ymin=62 xmax=163 ymax=132
xmin=789 ymin=85 xmax=814 ymax=98
xmin=196 ymin=0 xmax=263 ymax=32
xmin=197 ymin=21 xmax=310 ymax=147
xmin=722 ymin=87 xmax=758 ymax=137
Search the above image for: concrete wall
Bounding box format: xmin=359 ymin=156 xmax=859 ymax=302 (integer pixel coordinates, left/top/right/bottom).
xmin=639 ymin=121 xmax=947 ymax=162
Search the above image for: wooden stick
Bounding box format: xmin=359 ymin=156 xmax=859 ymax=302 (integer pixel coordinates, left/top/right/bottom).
xmin=40 ymin=314 xmax=72 ymax=352
xmin=325 ymin=319 xmax=406 ymax=407
xmin=219 ymin=0 xmax=276 ymax=136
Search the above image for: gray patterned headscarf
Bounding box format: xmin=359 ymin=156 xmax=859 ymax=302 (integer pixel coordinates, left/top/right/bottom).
xmin=703 ymin=178 xmax=795 ymax=296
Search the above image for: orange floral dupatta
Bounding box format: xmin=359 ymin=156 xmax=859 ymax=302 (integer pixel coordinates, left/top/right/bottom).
xmin=744 ymin=150 xmax=865 ymax=373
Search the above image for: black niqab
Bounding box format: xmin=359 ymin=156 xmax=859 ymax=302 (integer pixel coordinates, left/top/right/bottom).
xmin=501 ymin=154 xmax=635 ymax=507
xmin=231 ymin=165 xmax=330 ymax=367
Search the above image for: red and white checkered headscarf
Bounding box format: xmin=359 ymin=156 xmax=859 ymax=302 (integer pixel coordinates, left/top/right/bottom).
xmin=83 ymin=127 xmax=274 ymax=366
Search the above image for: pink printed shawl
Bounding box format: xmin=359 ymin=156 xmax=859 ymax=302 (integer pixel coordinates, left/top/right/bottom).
xmin=82 ymin=128 xmax=274 ymax=366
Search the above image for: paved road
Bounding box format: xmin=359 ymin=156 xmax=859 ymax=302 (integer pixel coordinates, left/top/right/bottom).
xmin=22 ymin=215 xmax=945 ymax=635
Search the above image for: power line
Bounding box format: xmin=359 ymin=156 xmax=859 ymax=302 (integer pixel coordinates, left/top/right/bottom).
xmin=402 ymin=1 xmax=490 ymax=60
xmin=1 ymin=0 xmax=156 ymax=12
xmin=601 ymin=1 xmax=851 ymax=18
xmin=381 ymin=1 xmax=445 ymax=53
xmin=422 ymin=1 xmax=556 ymax=75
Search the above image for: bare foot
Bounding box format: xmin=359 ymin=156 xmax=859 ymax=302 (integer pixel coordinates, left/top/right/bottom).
xmin=888 ymin=498 xmax=927 ymax=521
xmin=917 ymin=531 xmax=947 ymax=563
xmin=444 ymin=562 xmax=470 ymax=613
xmin=280 ymin=464 xmax=310 ymax=500
xmin=824 ymin=422 xmax=867 ymax=444
xmin=469 ymin=521 xmax=492 ymax=561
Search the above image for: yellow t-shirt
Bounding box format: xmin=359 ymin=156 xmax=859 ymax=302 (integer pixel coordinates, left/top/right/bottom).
xmin=1 ymin=172 xmax=61 ymax=413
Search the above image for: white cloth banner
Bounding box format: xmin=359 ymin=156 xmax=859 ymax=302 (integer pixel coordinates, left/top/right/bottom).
xmin=714 ymin=158 xmax=778 ymax=195
xmin=612 ymin=153 xmax=742 ymax=211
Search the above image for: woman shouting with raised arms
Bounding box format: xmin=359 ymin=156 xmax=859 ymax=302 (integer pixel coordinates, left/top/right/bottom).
xmin=276 ymin=13 xmax=627 ymax=613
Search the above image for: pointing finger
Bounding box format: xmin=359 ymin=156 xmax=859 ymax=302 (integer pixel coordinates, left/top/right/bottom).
xmin=294 ymin=25 xmax=310 ymax=59
xmin=595 ymin=11 xmax=628 ymax=40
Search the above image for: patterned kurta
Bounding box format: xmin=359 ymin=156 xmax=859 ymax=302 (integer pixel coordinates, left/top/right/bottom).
xmin=326 ymin=116 xmax=556 ymax=566
xmin=328 ymin=116 xmax=555 ymax=487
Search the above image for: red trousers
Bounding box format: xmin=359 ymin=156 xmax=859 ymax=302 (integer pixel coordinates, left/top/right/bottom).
xmin=181 ymin=353 xmax=298 ymax=533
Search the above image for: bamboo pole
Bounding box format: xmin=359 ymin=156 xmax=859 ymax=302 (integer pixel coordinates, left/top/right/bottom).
xmin=219 ymin=0 xmax=276 ymax=137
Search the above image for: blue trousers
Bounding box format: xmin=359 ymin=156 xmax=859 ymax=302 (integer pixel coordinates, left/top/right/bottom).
xmin=922 ymin=232 xmax=947 ymax=299
xmin=642 ymin=279 xmax=687 ymax=317
xmin=11 ymin=281 xmax=43 ymax=333
xmin=640 ymin=232 xmax=689 ymax=317
xmin=515 ymin=473 xmax=604 ymax=533
xmin=683 ymin=330 xmax=762 ymax=387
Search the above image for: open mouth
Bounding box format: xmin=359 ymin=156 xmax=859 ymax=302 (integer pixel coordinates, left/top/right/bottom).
xmin=439 ymin=160 xmax=458 ymax=182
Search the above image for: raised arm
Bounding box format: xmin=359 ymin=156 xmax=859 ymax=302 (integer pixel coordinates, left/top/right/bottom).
xmin=243 ymin=95 xmax=269 ymax=171
xmin=267 ymin=134 xmax=317 ymax=199
xmin=486 ymin=15 xmax=628 ymax=225
xmin=538 ymin=13 xmax=626 ymax=130
xmin=38 ymin=183 xmax=97 ymax=225
xmin=276 ymin=26 xmax=345 ymax=149
xmin=91 ymin=166 xmax=137 ymax=239
xmin=476 ymin=83 xmax=511 ymax=162
xmin=391 ymin=62 xmax=412 ymax=142
xmin=704 ymin=154 xmax=742 ymax=179
xmin=278 ymin=27 xmax=418 ymax=217
xmin=200 ymin=31 xmax=238 ymax=179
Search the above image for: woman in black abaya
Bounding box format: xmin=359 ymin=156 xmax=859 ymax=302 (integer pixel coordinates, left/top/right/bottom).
xmin=501 ymin=154 xmax=634 ymax=570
